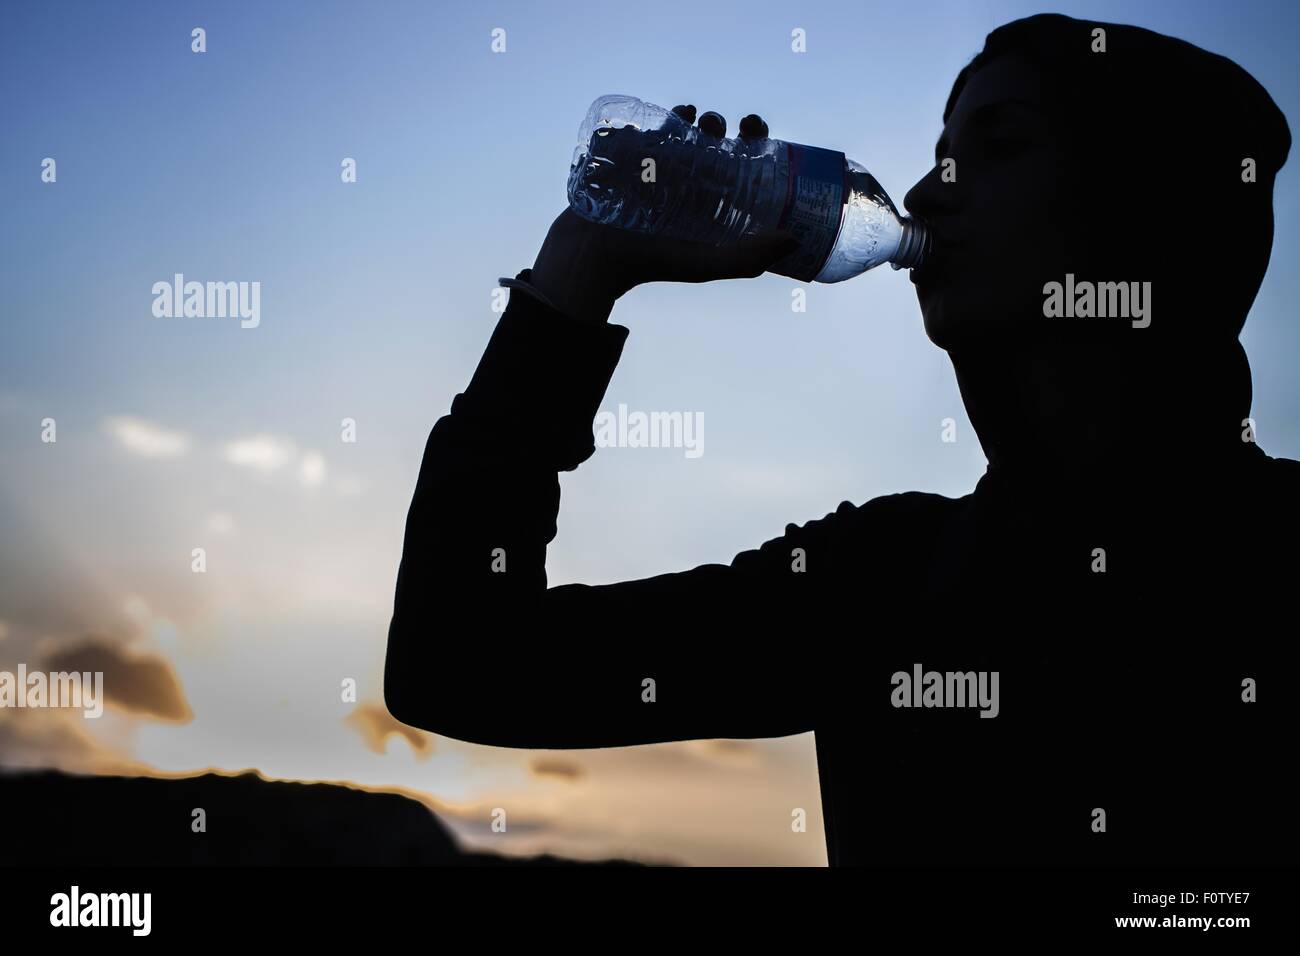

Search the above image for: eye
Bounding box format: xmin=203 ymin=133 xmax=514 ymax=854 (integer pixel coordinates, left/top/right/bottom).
xmin=985 ymin=137 xmax=1030 ymax=160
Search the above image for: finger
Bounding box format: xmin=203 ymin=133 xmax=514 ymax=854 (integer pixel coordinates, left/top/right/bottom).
xmin=733 ymin=232 xmax=798 ymax=276
xmin=671 ymin=104 xmax=697 ymax=123
xmin=739 ymin=113 xmax=769 ymax=141
xmin=679 ymin=232 xmax=798 ymax=282
xmin=698 ymin=111 xmax=727 ymax=138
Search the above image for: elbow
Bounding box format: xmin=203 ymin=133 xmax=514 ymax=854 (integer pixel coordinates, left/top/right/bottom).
xmin=383 ymin=616 xmax=446 ymax=737
xmin=383 ymin=614 xmax=436 ymax=734
xmin=383 ymin=617 xmax=506 ymax=746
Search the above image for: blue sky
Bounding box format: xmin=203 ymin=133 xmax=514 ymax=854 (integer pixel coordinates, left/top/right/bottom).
xmin=1 ymin=0 xmax=1297 ymax=864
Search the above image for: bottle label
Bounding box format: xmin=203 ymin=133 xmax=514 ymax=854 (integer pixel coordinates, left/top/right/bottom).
xmin=773 ymin=143 xmax=848 ymax=282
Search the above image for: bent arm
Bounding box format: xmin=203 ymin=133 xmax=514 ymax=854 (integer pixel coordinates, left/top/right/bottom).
xmin=384 ymin=276 xmax=818 ymax=748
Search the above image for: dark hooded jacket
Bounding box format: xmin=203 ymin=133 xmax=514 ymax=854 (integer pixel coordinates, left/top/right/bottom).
xmin=386 ymin=15 xmax=1298 ymax=865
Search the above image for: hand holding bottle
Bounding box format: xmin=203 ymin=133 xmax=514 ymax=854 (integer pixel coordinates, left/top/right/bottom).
xmin=529 ymin=105 xmax=799 ymax=323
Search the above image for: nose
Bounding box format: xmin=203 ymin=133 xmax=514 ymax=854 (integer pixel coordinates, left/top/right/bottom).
xmin=903 ymin=163 xmax=959 ymax=227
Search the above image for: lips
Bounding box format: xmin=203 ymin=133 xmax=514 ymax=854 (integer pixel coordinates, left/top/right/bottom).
xmin=910 ymin=250 xmax=941 ymax=285
xmin=910 ymin=236 xmax=954 ymax=285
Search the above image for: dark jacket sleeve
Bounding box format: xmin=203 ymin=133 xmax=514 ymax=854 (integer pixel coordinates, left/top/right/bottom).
xmin=384 ymin=273 xmax=821 ymax=749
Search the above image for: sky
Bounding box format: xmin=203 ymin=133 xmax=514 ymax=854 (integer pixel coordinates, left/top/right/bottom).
xmin=1 ymin=0 xmax=1297 ymax=865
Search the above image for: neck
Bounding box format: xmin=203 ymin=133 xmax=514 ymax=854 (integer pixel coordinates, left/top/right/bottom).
xmin=951 ymin=341 xmax=1259 ymax=502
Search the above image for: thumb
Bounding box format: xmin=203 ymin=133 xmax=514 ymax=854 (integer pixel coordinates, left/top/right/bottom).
xmin=727 ymin=230 xmax=799 ymax=278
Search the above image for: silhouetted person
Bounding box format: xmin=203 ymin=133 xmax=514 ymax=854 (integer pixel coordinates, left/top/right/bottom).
xmin=386 ymin=14 xmax=1298 ymax=865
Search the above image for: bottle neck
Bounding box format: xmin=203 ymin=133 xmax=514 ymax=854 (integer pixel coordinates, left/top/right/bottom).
xmin=890 ymin=217 xmax=931 ymax=270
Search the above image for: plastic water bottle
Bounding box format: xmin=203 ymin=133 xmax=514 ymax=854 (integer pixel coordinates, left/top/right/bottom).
xmin=567 ymin=94 xmax=930 ymax=283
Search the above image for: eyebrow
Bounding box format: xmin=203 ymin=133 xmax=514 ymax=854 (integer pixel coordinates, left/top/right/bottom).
xmin=934 ymin=99 xmax=1049 ymax=159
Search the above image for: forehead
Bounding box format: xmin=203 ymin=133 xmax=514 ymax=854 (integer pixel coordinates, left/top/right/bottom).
xmin=945 ymin=53 xmax=1052 ymax=127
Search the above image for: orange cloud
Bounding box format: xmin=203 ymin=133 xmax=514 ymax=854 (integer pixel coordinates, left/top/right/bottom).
xmin=345 ymin=702 xmax=433 ymax=757
xmin=0 ymin=709 xmax=142 ymax=775
xmin=44 ymin=637 xmax=192 ymax=722
xmin=530 ymin=757 xmax=585 ymax=782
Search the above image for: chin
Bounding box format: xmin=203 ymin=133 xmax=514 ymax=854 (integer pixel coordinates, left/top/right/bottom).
xmin=919 ymin=297 xmax=965 ymax=351
xmin=921 ymin=285 xmax=1041 ymax=351
xmin=923 ymin=316 xmax=953 ymax=350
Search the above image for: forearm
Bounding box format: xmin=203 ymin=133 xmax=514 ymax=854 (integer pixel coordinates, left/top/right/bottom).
xmin=384 ymin=278 xmax=628 ymax=736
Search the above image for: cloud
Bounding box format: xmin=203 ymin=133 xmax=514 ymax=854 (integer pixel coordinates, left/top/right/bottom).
xmin=222 ymin=434 xmax=297 ymax=472
xmin=333 ymin=475 xmax=365 ymax=496
xmin=104 ymin=416 xmax=190 ymax=458
xmin=530 ymin=757 xmax=585 ymax=782
xmin=0 ymin=709 xmax=140 ymax=775
xmin=345 ymin=702 xmax=432 ymax=757
xmin=222 ymin=436 xmax=329 ymax=488
xmin=694 ymin=739 xmax=758 ymax=762
xmin=441 ymin=736 xmax=824 ymax=865
xmin=44 ymin=638 xmax=193 ymax=722
xmin=207 ymin=512 xmax=234 ymax=535
xmin=298 ymin=451 xmax=326 ymax=488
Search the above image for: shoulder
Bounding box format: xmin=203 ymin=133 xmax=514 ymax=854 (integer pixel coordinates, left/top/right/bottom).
xmin=743 ymin=490 xmax=968 ymax=566
xmin=1256 ymin=453 xmax=1300 ymax=517
xmin=856 ymin=489 xmax=969 ymax=522
xmin=1261 ymin=453 xmax=1300 ymax=480
xmin=1248 ymin=452 xmax=1300 ymax=508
